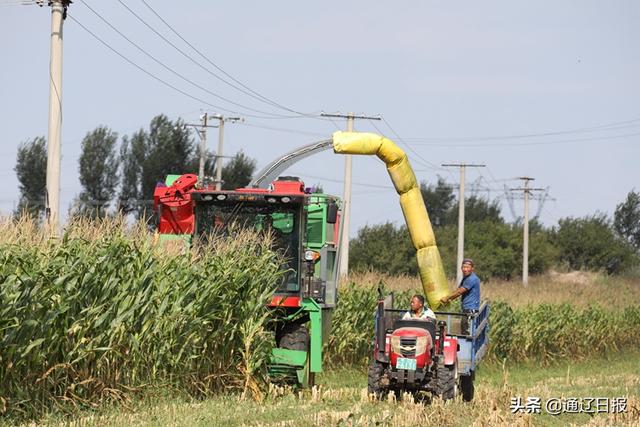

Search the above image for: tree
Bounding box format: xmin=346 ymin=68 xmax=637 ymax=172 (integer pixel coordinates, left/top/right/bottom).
xmin=420 ymin=177 xmax=455 ymax=227
xmin=221 ymin=151 xmax=257 ymax=190
xmin=72 ymin=126 xmax=119 ymax=218
xmin=553 ymin=214 xmax=636 ymax=274
xmin=349 ymin=222 xmax=417 ymax=276
xmin=14 ymin=136 xmax=47 ymax=219
xmin=449 ymin=195 xmax=503 ymax=224
xmin=140 ymin=115 xmax=196 ymax=209
xmin=117 ymin=115 xmax=199 ymax=219
xmin=614 ymin=190 xmax=640 ymax=251
xmin=117 ymin=132 xmax=146 ymax=215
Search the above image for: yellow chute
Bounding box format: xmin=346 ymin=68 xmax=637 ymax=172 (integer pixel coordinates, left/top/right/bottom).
xmin=332 ymin=131 xmax=449 ymax=309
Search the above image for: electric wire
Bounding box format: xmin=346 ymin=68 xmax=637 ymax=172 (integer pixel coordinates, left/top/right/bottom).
xmin=68 ymin=14 xmax=307 ymax=121
xmin=288 ymin=171 xmax=394 ymax=190
xmin=398 ymin=131 xmax=640 ymax=147
xmin=399 ymin=116 xmax=640 ymax=142
xmin=78 ymin=0 xmax=298 ymax=119
xmin=138 ymin=0 xmax=311 ymax=117
xmin=238 ymin=122 xmax=327 ymax=138
xmin=371 ymin=117 xmax=446 ymax=173
xmin=116 ymin=0 xmax=314 ymax=119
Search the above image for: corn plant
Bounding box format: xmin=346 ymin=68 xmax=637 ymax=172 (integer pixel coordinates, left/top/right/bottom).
xmin=0 ymin=217 xmax=282 ymax=418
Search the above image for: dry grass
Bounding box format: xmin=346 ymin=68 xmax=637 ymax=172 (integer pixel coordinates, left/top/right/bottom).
xmin=343 ymin=271 xmax=640 ymax=308
xmin=21 ymin=353 xmax=640 ymax=427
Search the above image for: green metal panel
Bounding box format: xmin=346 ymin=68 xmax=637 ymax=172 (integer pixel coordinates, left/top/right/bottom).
xmin=302 ymin=298 xmax=323 ymax=373
xmin=270 ymin=348 xmax=307 ymax=367
xmin=164 ymin=174 xmax=182 ymax=186
xmin=305 ymin=204 xmax=325 ymax=250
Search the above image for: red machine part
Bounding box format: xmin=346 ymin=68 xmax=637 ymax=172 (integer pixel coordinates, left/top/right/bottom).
xmin=154 ymin=174 xmax=309 ymax=235
xmin=388 ymin=327 xmax=433 ymax=369
xmin=269 ymin=296 xmax=301 ymax=308
xmin=441 ymin=337 xmax=458 ymax=366
xmin=153 ymin=174 xmax=198 ymax=234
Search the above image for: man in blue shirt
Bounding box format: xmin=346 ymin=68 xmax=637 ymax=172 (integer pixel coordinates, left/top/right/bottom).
xmin=440 ymin=258 xmax=481 ymax=312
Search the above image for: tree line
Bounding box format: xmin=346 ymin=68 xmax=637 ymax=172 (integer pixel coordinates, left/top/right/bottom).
xmin=13 ymin=120 xmax=640 ymax=277
xmin=14 ymin=114 xmax=257 ymax=220
xmin=350 ymin=178 xmax=640 ymax=278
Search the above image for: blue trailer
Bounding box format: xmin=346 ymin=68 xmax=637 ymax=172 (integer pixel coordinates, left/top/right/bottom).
xmin=434 ymin=301 xmax=490 ymax=401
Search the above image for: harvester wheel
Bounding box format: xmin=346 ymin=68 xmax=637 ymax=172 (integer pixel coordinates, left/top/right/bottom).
xmin=460 ymin=374 xmax=474 ymax=402
xmin=367 ymin=360 xmax=386 ymax=398
xmin=277 ymin=323 xmax=309 ymax=351
xmin=276 ymin=323 xmax=312 ymax=387
xmin=435 ymin=363 xmax=457 ymax=401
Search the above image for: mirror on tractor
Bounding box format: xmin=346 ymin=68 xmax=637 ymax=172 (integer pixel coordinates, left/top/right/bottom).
xmin=326 ymin=202 xmax=338 ymax=224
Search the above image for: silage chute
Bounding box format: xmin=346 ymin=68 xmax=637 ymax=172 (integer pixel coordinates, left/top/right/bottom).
xmin=332 ymin=131 xmax=449 ymax=309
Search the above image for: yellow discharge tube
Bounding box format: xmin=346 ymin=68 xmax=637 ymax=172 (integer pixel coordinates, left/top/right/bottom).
xmin=332 ymin=131 xmax=449 ymax=309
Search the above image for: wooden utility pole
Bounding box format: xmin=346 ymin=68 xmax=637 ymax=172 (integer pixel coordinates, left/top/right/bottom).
xmin=442 ymin=163 xmax=485 ymax=285
xmin=511 ymin=177 xmax=544 ymax=286
xmin=320 ymin=112 xmax=381 ymax=277
xmin=209 ymin=115 xmax=242 ymax=190
xmin=45 ymin=0 xmax=70 ymax=232
xmin=185 ymin=113 xmax=219 ymax=186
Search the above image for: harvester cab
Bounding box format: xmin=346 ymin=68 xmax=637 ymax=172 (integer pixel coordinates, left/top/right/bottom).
xmin=153 ymin=174 xmax=342 ymax=387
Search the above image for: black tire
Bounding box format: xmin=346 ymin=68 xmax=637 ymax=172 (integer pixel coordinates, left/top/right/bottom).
xmin=460 ymin=374 xmax=474 ymax=402
xmin=435 ymin=363 xmax=457 ymax=401
xmin=367 ymin=360 xmax=386 ymax=398
xmin=277 ymin=323 xmax=309 ymax=351
xmin=276 ymin=323 xmax=311 ymax=386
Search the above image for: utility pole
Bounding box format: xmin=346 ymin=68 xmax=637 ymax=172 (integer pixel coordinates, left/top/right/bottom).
xmin=45 ymin=0 xmax=70 ymax=232
xmin=511 ymin=177 xmax=544 ymax=286
xmin=442 ymin=163 xmax=485 ymax=285
xmin=321 ymin=112 xmax=381 ymax=277
xmin=184 ymin=113 xmax=219 ymax=186
xmin=209 ymin=114 xmax=243 ymax=191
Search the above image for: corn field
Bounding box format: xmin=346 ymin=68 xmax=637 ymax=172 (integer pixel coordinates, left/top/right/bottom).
xmin=1 ymin=218 xmax=639 ymax=421
xmin=0 ymin=218 xmax=282 ymax=418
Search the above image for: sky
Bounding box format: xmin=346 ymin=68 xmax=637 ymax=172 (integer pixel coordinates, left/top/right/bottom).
xmin=1 ymin=1 xmax=638 ymax=236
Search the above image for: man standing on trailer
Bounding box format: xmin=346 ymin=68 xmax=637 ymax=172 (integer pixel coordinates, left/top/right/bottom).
xmin=440 ymin=259 xmax=481 ymax=333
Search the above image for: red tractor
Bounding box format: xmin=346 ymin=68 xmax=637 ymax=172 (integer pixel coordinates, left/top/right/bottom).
xmin=368 ymin=293 xmax=459 ymax=401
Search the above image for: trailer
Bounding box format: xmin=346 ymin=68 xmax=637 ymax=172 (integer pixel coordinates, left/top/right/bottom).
xmin=434 ymin=301 xmax=490 ymax=401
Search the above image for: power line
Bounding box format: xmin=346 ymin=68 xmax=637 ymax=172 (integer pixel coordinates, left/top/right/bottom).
xmin=288 ymin=171 xmax=394 ymax=190
xmin=238 ymin=122 xmax=327 ymax=138
xmin=393 ymin=131 xmax=640 ymax=148
xmin=399 ymin=116 xmax=640 ymax=142
xmin=77 ymin=0 xmax=306 ymax=119
xmin=374 ymin=117 xmax=446 ymax=173
xmin=67 ymin=14 xmax=296 ymax=120
xmin=137 ymin=0 xmax=308 ymax=117
xmin=115 ymin=0 xmax=314 ymax=119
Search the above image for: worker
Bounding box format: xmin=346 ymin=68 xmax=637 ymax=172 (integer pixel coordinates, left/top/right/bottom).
xmin=402 ymin=294 xmax=436 ymax=320
xmin=440 ymin=258 xmax=481 ymax=334
xmin=440 ymin=258 xmax=481 ymax=312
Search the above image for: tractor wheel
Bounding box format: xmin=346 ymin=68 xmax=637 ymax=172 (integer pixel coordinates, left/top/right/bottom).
xmin=367 ymin=360 xmax=386 ymax=399
xmin=277 ymin=323 xmax=309 ymax=351
xmin=460 ymin=374 xmax=474 ymax=402
xmin=277 ymin=323 xmax=312 ymax=387
xmin=435 ymin=363 xmax=457 ymax=401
